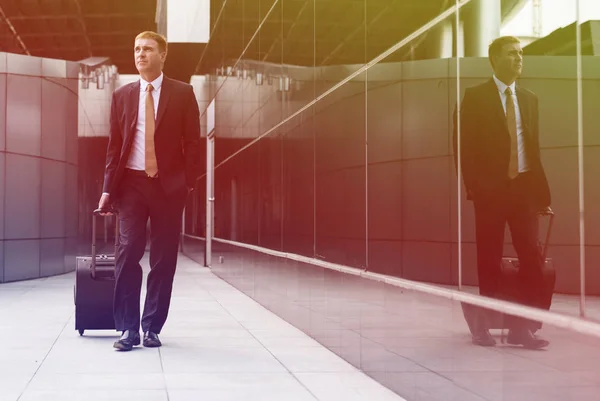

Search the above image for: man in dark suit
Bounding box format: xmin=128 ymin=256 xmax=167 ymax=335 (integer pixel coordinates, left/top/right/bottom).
xmin=453 ymin=36 xmax=552 ymax=349
xmin=98 ymin=31 xmax=201 ymax=351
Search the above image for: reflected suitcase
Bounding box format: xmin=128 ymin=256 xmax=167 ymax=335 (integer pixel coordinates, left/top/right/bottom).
xmin=74 ymin=209 xmax=119 ymax=336
xmin=462 ymin=212 xmax=555 ymax=333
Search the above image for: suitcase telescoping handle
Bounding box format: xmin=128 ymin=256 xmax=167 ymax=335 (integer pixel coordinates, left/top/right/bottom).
xmin=91 ymin=208 xmax=119 ymax=279
xmin=539 ymin=210 xmax=555 ymax=261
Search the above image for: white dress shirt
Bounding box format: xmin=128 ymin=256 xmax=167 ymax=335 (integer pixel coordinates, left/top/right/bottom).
xmin=493 ymin=75 xmax=529 ymax=173
xmin=126 ymin=73 xmax=163 ymax=170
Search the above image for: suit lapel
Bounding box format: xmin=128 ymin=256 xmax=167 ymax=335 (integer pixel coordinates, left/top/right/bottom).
xmin=127 ymin=81 xmax=140 ymax=136
xmin=485 ymin=78 xmax=508 ymax=132
xmin=155 ymin=76 xmax=171 ymax=131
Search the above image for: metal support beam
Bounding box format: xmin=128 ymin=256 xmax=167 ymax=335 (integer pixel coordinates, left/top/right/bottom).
xmin=26 ymin=44 xmax=131 ymax=53
xmin=205 ymin=130 xmax=215 ymax=267
xmin=0 ymin=4 xmax=30 ymax=54
xmin=204 ymin=99 xmax=216 ymax=267
xmin=0 ymin=30 xmax=145 ymax=39
xmin=73 ymin=0 xmax=93 ymax=58
xmin=6 ymin=13 xmax=152 ymax=21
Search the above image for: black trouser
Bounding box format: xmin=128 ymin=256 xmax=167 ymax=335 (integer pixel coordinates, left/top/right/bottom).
xmin=113 ymin=169 xmax=187 ymax=334
xmin=473 ymin=172 xmax=546 ymax=329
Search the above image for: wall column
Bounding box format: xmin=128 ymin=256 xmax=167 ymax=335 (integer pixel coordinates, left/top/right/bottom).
xmin=463 ymin=0 xmax=501 ymax=57
xmin=425 ymin=19 xmax=454 ymax=59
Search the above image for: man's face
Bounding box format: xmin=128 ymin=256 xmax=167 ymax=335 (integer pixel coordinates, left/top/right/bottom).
xmin=493 ymin=42 xmax=523 ymax=79
xmin=134 ymin=38 xmax=165 ymax=75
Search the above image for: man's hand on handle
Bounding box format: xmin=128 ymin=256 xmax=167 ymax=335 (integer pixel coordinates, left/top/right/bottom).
xmin=97 ymin=193 xmax=113 ymax=216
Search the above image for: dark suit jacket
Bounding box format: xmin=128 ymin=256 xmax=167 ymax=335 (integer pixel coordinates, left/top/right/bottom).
xmin=102 ymin=75 xmax=202 ymax=199
xmin=452 ymin=78 xmax=551 ymax=209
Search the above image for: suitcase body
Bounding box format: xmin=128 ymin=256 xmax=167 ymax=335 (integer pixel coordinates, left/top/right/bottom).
xmin=74 ymin=255 xmax=116 ymax=334
xmin=74 ymin=209 xmax=119 ymax=336
xmin=462 ymin=212 xmax=555 ymax=333
xmin=497 ymin=256 xmax=556 ymax=310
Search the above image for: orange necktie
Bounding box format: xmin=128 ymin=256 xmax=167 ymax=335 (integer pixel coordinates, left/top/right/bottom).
xmin=505 ymin=87 xmax=519 ymax=179
xmin=145 ymin=84 xmax=158 ymax=177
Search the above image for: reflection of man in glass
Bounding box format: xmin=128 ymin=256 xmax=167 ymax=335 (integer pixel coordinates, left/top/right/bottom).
xmin=453 ymin=36 xmax=553 ymax=349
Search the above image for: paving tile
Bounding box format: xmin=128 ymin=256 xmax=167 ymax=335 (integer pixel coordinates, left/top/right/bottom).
xmin=265 ymin=345 xmax=359 ymax=373
xmin=17 ymin=389 xmax=168 ymax=401
xmin=295 ymin=372 xmax=407 ymax=401
xmin=165 ymin=372 xmax=318 ymax=401
xmin=159 ymin=345 xmax=288 ymax=374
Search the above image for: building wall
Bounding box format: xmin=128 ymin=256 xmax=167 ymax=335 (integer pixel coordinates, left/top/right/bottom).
xmin=0 ymin=53 xmax=79 ymax=282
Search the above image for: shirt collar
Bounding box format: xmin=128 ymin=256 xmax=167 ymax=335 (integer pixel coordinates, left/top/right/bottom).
xmin=493 ymin=75 xmax=516 ymax=95
xmin=494 ymin=74 xmax=515 ymax=95
xmin=140 ymin=72 xmax=163 ymax=91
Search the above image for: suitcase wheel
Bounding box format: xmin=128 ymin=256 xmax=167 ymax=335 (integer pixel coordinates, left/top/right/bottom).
xmin=79 ymin=329 xmax=84 ymax=336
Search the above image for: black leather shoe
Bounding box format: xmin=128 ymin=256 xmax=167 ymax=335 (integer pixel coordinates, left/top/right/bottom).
xmin=507 ymin=329 xmax=549 ymax=349
xmin=113 ymin=330 xmax=140 ymax=351
xmin=472 ymin=329 xmax=496 ymax=346
xmin=471 ymin=312 xmax=496 ymax=346
xmin=143 ymin=331 xmax=162 ymax=348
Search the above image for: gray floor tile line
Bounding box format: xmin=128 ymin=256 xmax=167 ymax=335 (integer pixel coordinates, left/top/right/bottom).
xmin=493 ymin=346 xmax=579 ymax=374
xmin=15 ymin=312 xmax=73 ymax=401
xmin=197 ymin=273 xmax=321 ymax=401
xmin=5 ymin=281 xmax=40 ymax=299
xmin=248 ymin=345 xmax=321 ymax=401
xmin=357 ymin=334 xmax=493 ymax=400
xmin=421 ymin=369 xmax=495 ymax=401
xmin=157 ymin=348 xmax=171 ymax=401
xmin=484 ymin=335 xmax=570 ymax=374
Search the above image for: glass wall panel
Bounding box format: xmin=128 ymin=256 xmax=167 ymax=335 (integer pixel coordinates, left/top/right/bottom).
xmin=314 ymin=70 xmax=366 ymax=269
xmin=278 ymin=0 xmax=316 ymax=258
xmin=365 ymin=2 xmax=458 ymax=285
xmin=581 ymin=5 xmax=600 ymax=320
xmin=281 ymin=107 xmax=315 ymax=258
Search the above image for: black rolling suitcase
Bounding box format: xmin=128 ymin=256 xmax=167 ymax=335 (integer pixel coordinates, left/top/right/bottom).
xmin=462 ymin=211 xmax=556 ymax=334
xmin=74 ymin=208 xmax=119 ymax=336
